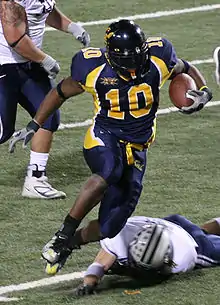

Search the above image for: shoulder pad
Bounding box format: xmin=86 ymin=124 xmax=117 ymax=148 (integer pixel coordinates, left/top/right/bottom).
xmin=71 ymin=48 xmax=106 ymax=86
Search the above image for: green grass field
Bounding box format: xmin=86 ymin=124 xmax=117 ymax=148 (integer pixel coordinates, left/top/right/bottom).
xmin=1 ymin=0 xmax=220 ymax=304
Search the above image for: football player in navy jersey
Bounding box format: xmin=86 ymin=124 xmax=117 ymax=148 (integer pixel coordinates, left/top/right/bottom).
xmin=10 ymin=20 xmax=212 ymax=274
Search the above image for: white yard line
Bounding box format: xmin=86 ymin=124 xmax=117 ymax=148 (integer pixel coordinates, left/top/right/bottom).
xmin=0 ymin=297 xmax=20 ymax=302
xmin=58 ymin=101 xmax=220 ymax=131
xmin=190 ymin=58 xmax=213 ymax=65
xmin=45 ymin=4 xmax=220 ymax=30
xmin=0 ymin=271 xmax=85 ymax=301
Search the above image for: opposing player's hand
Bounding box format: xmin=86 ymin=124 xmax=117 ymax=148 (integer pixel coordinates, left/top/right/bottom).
xmin=180 ymin=87 xmax=212 ymax=114
xmin=74 ymin=283 xmax=97 ymax=297
xmin=41 ymin=54 xmax=60 ymax=79
xmin=9 ymin=120 xmax=40 ymax=153
xmin=68 ymin=22 xmax=90 ymax=47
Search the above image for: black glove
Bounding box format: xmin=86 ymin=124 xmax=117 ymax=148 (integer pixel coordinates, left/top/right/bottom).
xmin=180 ymin=86 xmax=212 ymax=114
xmin=9 ymin=120 xmax=40 ymax=153
xmin=74 ymin=283 xmax=97 ymax=297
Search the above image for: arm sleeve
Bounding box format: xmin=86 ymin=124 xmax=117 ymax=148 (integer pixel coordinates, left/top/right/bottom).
xmin=150 ymin=38 xmax=178 ymax=87
xmin=171 ymin=241 xmax=197 ymax=273
xmin=100 ymin=227 xmax=129 ymax=262
xmin=160 ymin=38 xmax=178 ymax=72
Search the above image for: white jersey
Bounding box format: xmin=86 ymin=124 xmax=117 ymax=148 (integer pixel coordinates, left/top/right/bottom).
xmin=0 ymin=0 xmax=55 ymax=64
xmin=100 ymin=216 xmax=198 ymax=274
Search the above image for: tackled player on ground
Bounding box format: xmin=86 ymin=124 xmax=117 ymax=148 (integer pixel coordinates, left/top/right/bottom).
xmin=74 ymin=214 xmax=220 ymax=296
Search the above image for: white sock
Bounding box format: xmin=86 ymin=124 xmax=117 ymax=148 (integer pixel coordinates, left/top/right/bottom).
xmin=29 ymin=150 xmax=49 ymax=172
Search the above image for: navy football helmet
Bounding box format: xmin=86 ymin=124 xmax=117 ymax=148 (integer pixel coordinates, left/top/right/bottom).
xmin=105 ymin=19 xmax=150 ymax=80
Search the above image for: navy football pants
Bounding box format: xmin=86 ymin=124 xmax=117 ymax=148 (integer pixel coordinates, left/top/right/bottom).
xmin=0 ymin=62 xmax=60 ymax=144
xmin=83 ymin=124 xmax=147 ymax=238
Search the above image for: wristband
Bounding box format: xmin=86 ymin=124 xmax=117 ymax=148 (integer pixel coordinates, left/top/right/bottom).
xmin=27 ymin=120 xmax=40 ymax=132
xmin=85 ymin=262 xmax=105 ymax=278
xmin=199 ymin=86 xmax=213 ymax=101
xmin=199 ymin=85 xmax=208 ymax=91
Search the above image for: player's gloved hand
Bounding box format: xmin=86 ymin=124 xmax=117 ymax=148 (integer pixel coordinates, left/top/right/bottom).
xmin=67 ymin=22 xmax=90 ymax=47
xmin=74 ymin=283 xmax=97 ymax=297
xmin=8 ymin=120 xmax=40 ymax=153
xmin=180 ymin=86 xmax=212 ymax=114
xmin=40 ymin=54 xmax=60 ymax=79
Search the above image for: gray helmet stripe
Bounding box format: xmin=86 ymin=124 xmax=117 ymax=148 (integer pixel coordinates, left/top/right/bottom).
xmin=147 ymin=230 xmax=163 ymax=265
xmin=140 ymin=224 xmax=158 ymax=263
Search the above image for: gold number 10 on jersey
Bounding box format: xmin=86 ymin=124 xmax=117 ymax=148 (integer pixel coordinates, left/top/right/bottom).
xmin=106 ymin=83 xmax=154 ymax=119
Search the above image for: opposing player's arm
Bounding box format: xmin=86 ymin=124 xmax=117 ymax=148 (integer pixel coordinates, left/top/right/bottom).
xmin=46 ymin=6 xmax=90 ymax=47
xmin=8 ymin=77 xmax=84 ymax=153
xmin=74 ymin=249 xmax=116 ymax=296
xmin=0 ymin=0 xmax=46 ymax=62
xmin=46 ymin=6 xmax=72 ymax=32
xmin=201 ymin=218 xmax=220 ymax=235
xmin=34 ymin=77 xmax=84 ymax=126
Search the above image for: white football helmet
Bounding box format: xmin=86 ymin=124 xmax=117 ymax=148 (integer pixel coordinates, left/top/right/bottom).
xmin=129 ymin=222 xmax=173 ymax=271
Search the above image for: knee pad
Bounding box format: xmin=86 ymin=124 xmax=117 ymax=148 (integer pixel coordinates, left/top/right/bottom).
xmin=41 ymin=110 xmax=60 ymax=132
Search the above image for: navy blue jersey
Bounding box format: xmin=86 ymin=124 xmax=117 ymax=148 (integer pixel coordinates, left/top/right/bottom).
xmin=71 ymin=38 xmax=177 ymax=144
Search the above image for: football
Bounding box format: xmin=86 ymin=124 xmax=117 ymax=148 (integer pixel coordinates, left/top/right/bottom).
xmin=169 ymin=73 xmax=197 ymax=109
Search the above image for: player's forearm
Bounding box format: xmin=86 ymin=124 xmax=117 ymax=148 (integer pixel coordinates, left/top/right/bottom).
xmin=34 ymin=88 xmax=65 ymax=126
xmin=82 ymin=248 xmax=116 ymax=286
xmin=12 ymin=35 xmax=46 ymax=62
xmin=187 ymin=64 xmax=207 ymax=89
xmin=46 ymin=6 xmax=72 ymax=32
xmin=201 ymin=219 xmax=220 ymax=235
xmin=83 ymin=262 xmax=105 ymax=286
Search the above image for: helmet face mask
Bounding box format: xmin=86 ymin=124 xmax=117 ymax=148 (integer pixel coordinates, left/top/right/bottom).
xmin=105 ymin=20 xmax=150 ymax=80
